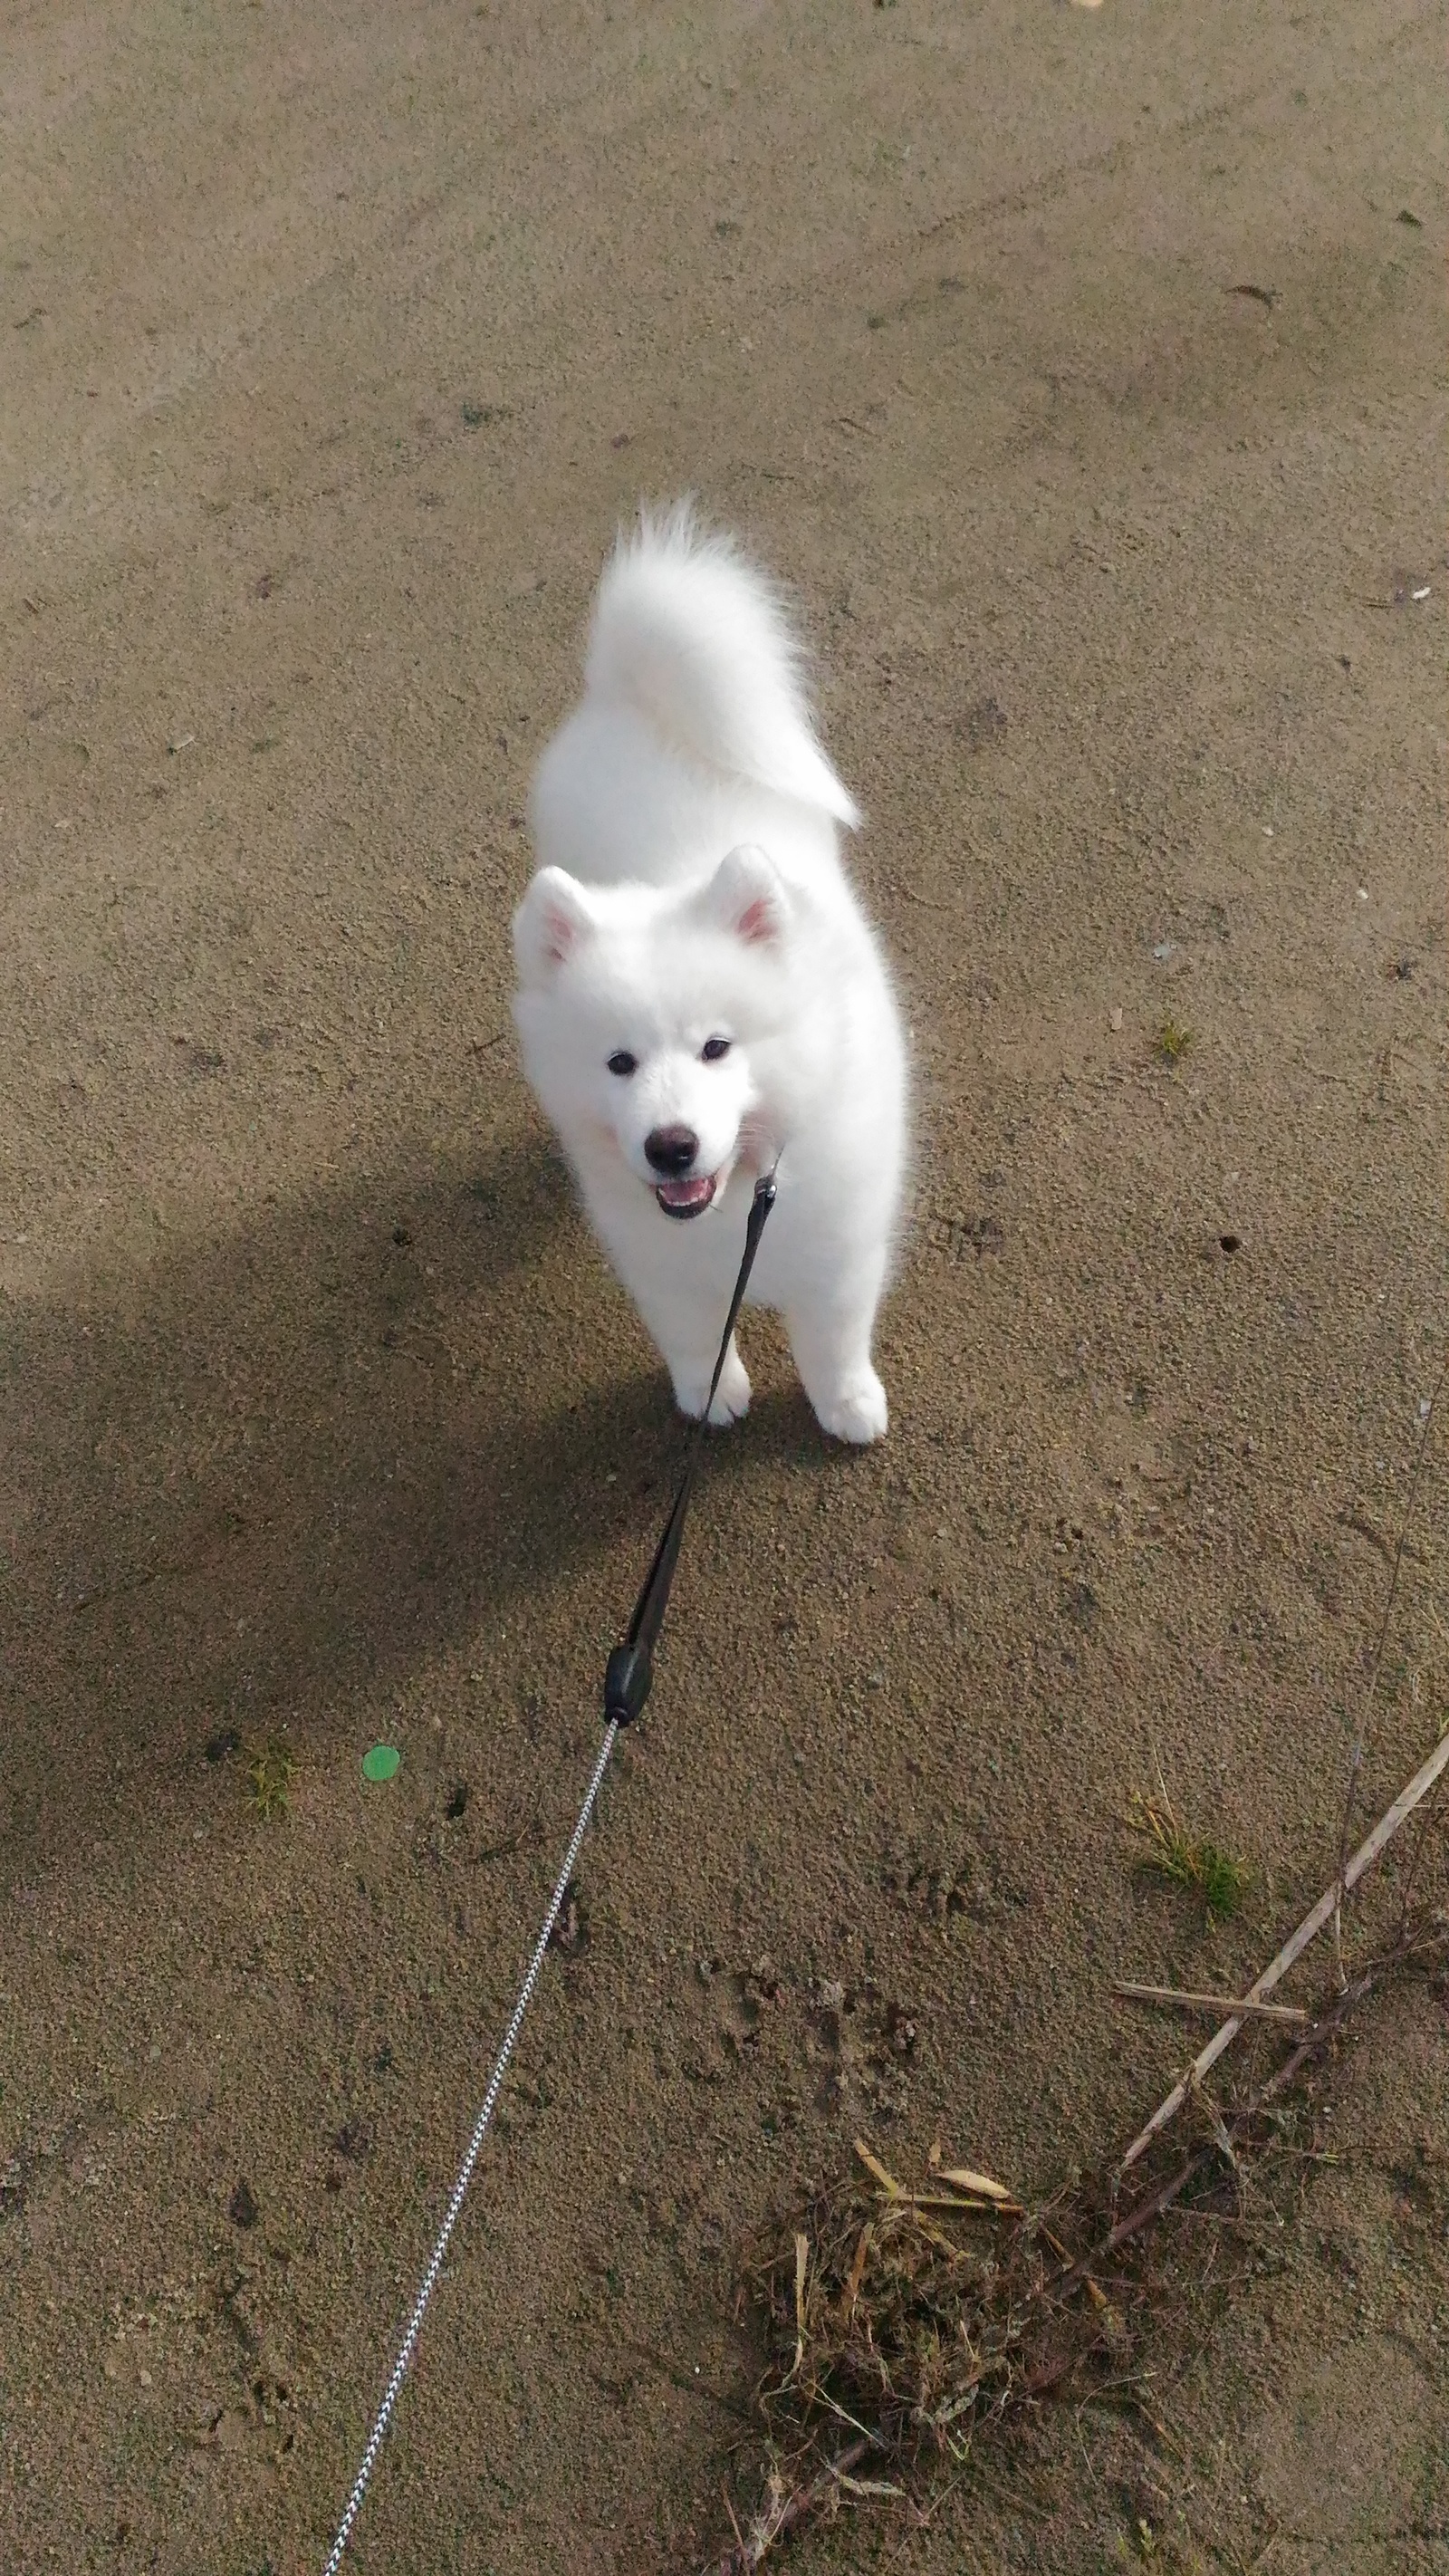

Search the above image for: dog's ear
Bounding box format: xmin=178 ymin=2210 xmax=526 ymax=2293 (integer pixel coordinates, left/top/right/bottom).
xmin=513 ymin=868 xmax=597 ymax=984
xmin=696 ymin=844 xmax=790 ymax=948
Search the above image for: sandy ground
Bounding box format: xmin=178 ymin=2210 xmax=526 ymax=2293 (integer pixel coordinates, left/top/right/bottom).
xmin=3 ymin=3 xmax=1446 ymax=2571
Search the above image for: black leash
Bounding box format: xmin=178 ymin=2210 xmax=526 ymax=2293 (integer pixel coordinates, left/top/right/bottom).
xmin=321 ymin=1170 xmax=778 ymax=2571
xmin=604 ymin=1168 xmax=778 ymax=1731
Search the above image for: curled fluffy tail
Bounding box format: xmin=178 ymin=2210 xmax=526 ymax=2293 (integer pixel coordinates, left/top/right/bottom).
xmin=583 ymin=502 xmax=859 ymax=826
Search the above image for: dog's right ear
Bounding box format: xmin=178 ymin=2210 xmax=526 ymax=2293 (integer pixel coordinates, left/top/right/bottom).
xmin=513 ymin=868 xmax=596 ymax=985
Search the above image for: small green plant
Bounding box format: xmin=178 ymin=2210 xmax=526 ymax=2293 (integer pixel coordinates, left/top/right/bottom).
xmin=1153 ymin=1015 xmax=1194 ymax=1065
xmin=1128 ymin=1783 xmax=1249 ymax=1920
xmin=245 ymin=1736 xmax=296 ymax=1821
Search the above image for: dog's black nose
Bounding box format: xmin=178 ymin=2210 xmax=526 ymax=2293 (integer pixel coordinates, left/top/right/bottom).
xmin=645 ymin=1125 xmax=699 ymax=1176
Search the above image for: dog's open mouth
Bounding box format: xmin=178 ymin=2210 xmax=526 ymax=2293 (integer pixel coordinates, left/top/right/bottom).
xmin=655 ymin=1173 xmax=717 ymax=1220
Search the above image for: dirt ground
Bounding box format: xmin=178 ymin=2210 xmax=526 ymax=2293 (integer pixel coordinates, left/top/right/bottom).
xmin=3 ymin=3 xmax=1445 ymax=2571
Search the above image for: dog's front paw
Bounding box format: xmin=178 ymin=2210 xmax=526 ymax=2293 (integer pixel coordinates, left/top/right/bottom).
xmin=813 ymin=1370 xmax=888 ymax=1445
xmin=674 ymin=1343 xmax=752 ymax=1427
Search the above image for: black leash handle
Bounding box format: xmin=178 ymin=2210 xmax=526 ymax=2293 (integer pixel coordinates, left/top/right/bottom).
xmin=603 ymin=1172 xmax=777 ymax=1727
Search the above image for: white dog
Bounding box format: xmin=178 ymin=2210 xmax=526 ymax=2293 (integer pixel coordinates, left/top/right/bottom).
xmin=512 ymin=505 xmax=908 ymax=1442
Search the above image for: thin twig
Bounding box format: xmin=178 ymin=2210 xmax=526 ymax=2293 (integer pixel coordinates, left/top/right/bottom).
xmin=1118 ymin=1720 xmax=1449 ymax=2173
xmin=1331 ymin=1348 xmax=1446 ymax=1982
xmin=1396 ymin=1766 xmax=1449 ymax=1941
xmin=1083 ymin=1962 xmax=1384 ymax=2278
xmin=1188 ymin=2069 xmax=1243 ymax=2210
xmin=1113 ymin=1982 xmax=1309 ymax=2025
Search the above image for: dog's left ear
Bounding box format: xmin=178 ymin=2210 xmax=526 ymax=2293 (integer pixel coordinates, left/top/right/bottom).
xmin=696 ymin=844 xmax=790 ymax=948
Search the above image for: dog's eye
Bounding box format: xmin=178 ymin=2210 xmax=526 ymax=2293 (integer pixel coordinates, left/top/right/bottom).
xmin=700 ymin=1036 xmax=732 ymax=1063
xmin=607 ymin=1050 xmax=638 ymax=1078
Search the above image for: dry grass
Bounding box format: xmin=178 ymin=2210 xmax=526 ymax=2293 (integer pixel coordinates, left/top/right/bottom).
xmin=737 ymin=2141 xmax=1126 ymax=2485
xmin=698 ymin=1910 xmax=1448 ymax=2575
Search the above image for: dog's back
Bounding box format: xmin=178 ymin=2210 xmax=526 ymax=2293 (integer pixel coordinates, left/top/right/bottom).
xmin=529 ymin=504 xmax=857 ymax=893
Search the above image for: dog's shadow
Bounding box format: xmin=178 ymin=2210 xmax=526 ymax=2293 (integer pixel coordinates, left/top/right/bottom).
xmin=5 ymin=1135 xmax=623 ymax=1869
xmin=4 ymin=1129 xmax=836 ymax=1876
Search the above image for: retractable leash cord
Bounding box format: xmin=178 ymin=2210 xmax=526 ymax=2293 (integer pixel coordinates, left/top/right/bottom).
xmin=321 ymin=1170 xmax=779 ymax=2573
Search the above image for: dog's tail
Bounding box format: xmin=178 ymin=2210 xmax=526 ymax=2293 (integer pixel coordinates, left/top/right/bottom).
xmin=583 ymin=500 xmax=859 ymax=826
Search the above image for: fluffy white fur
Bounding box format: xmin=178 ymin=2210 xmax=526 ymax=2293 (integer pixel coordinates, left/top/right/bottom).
xmin=512 ymin=505 xmax=908 ymax=1442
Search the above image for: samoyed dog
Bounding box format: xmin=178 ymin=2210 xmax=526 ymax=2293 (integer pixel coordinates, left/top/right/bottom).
xmin=512 ymin=505 xmax=908 ymax=1443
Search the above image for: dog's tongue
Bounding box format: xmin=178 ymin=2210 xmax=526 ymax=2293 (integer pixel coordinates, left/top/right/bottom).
xmin=657 ymin=1174 xmax=715 ymax=1212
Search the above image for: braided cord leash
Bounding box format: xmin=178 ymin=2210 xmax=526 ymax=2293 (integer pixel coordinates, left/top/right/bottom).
xmin=321 ymin=1717 xmax=617 ymax=2573
xmin=321 ymin=1172 xmax=777 ymax=2571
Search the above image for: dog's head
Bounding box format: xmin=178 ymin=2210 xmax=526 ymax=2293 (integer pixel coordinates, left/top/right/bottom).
xmin=512 ymin=845 xmax=791 ymax=1218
